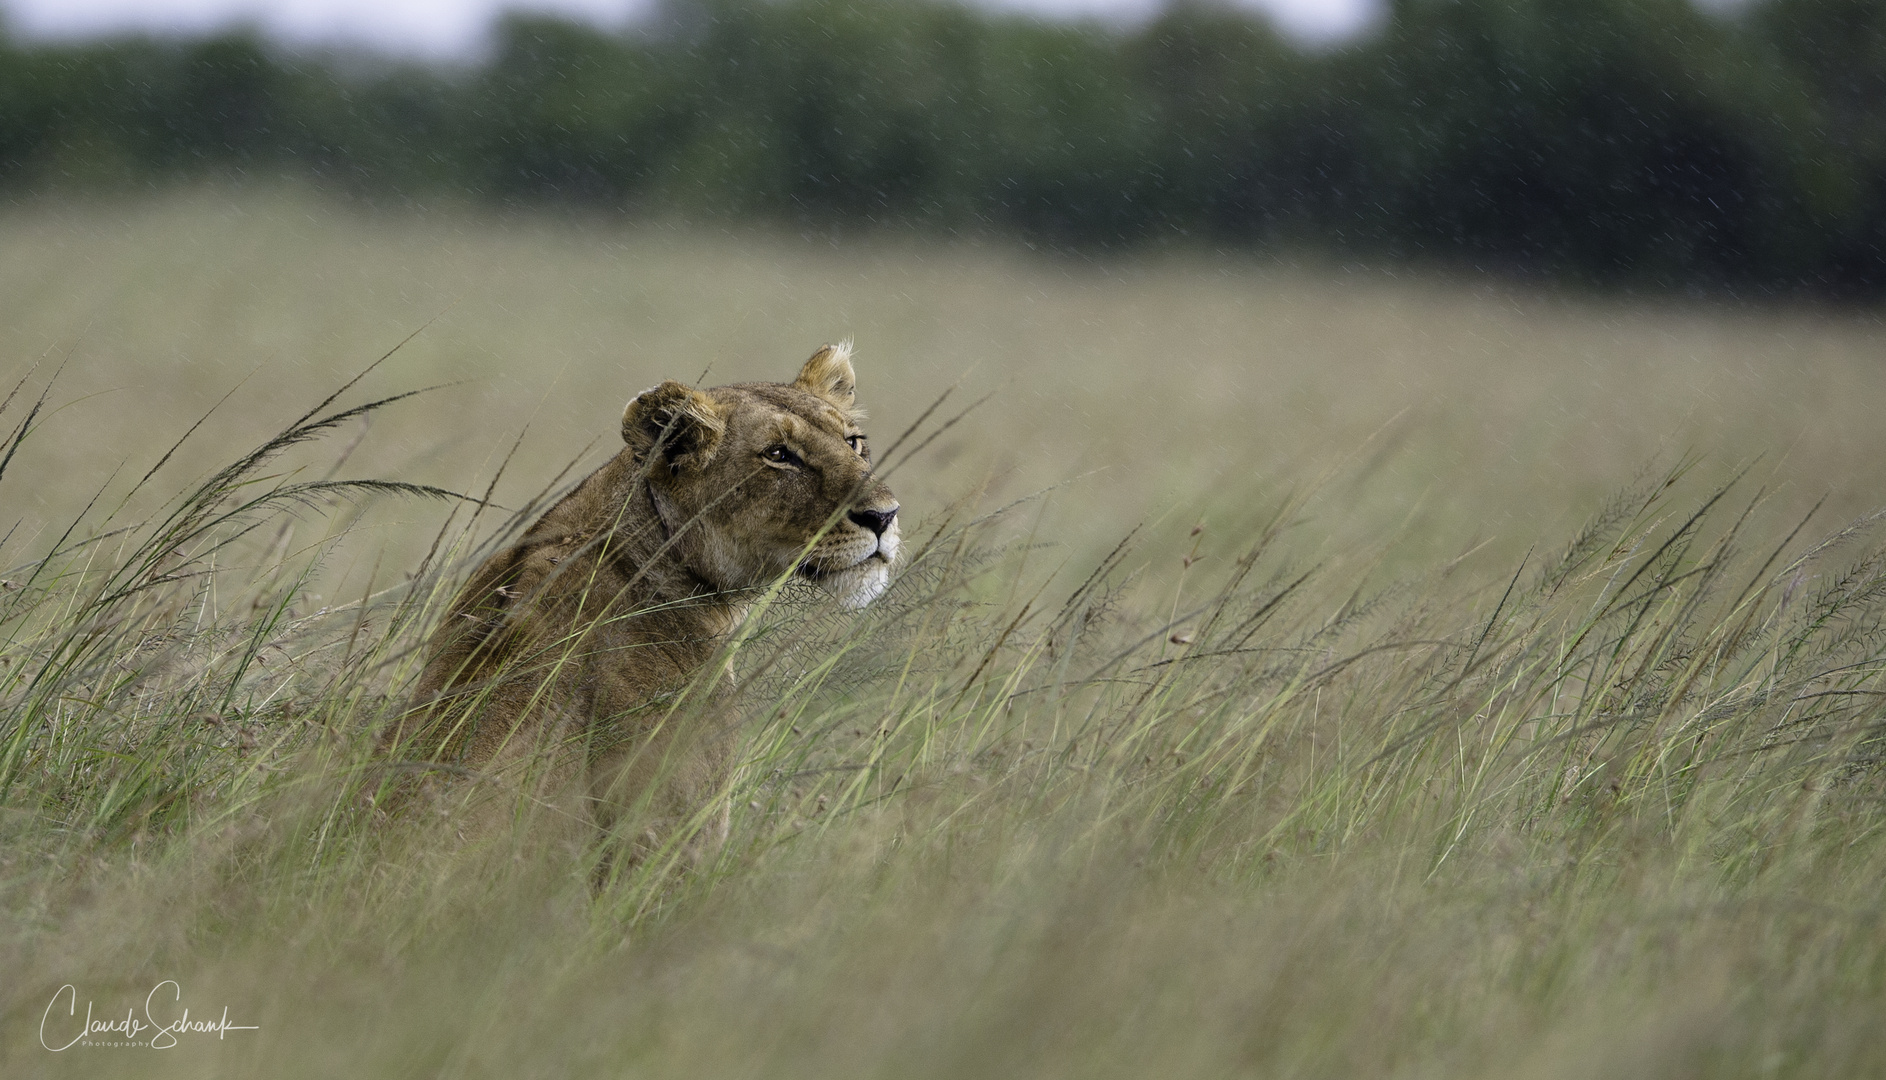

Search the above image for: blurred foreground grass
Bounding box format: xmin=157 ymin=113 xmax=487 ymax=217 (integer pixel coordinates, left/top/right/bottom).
xmin=1 ymin=187 xmax=1884 ymax=1077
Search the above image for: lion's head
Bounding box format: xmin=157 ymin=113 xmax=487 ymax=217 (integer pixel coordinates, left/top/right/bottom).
xmin=621 ymin=342 xmax=900 ymax=608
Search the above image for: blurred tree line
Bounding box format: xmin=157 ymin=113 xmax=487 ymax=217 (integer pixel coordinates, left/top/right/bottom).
xmin=2 ymin=0 xmax=1884 ymax=292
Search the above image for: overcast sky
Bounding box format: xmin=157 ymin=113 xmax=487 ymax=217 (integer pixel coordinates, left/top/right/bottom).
xmin=0 ymin=0 xmax=1388 ymax=56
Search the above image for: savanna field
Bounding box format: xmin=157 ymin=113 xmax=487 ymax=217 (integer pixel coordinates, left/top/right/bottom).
xmin=3 ymin=187 xmax=1886 ymax=1077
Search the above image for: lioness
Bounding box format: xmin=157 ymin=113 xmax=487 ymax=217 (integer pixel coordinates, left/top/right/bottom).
xmin=381 ymin=343 xmax=899 ymax=859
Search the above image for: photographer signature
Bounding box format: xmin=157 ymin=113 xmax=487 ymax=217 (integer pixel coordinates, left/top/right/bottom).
xmin=40 ymin=981 xmax=258 ymax=1050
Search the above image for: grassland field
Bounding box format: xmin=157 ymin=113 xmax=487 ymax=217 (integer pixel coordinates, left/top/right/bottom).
xmin=1 ymin=185 xmax=1885 ymax=1077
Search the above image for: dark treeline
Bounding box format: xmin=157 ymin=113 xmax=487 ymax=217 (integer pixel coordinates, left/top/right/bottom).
xmin=3 ymin=0 xmax=1885 ymax=292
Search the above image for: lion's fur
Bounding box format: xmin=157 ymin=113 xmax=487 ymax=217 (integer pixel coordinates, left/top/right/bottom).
xmin=380 ymin=343 xmax=900 ymax=858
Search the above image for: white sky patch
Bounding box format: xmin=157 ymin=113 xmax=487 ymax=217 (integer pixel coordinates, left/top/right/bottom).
xmin=1 ymin=0 xmax=643 ymax=57
xmin=0 ymin=0 xmax=1387 ymax=58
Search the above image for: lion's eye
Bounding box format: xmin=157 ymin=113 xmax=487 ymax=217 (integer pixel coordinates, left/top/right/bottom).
xmin=763 ymin=445 xmax=802 ymax=467
xmin=846 ymin=435 xmax=867 ymax=457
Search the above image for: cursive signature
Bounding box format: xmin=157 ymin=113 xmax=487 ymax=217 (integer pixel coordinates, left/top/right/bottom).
xmin=40 ymin=981 xmax=259 ymax=1051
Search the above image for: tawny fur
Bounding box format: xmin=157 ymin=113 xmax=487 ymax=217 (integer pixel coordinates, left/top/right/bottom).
xmin=380 ymin=344 xmax=900 ymax=860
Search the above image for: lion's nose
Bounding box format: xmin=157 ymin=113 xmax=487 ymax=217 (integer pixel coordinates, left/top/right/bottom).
xmin=849 ymin=505 xmax=897 ymax=537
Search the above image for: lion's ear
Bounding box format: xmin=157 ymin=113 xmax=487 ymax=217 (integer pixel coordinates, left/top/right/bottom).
xmin=622 ymin=381 xmax=727 ymax=470
xmin=793 ymin=341 xmax=857 ymax=412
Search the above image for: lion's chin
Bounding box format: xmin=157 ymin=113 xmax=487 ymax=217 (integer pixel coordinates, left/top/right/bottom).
xmin=810 ymin=555 xmax=891 ymax=610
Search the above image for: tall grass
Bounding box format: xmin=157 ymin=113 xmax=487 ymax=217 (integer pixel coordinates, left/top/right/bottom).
xmin=3 ymin=359 xmax=1885 ymax=1077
